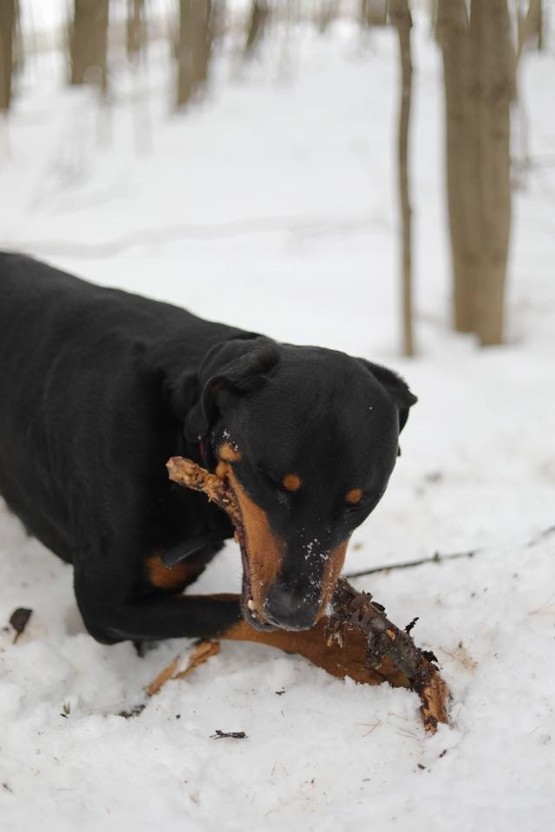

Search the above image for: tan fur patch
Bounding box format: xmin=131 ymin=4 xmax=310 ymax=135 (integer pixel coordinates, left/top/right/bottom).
xmin=282 ymin=473 xmax=302 ymax=492
xmin=317 ymin=539 xmax=350 ymax=619
xmin=219 ymin=441 xmax=242 ymax=463
xmin=146 ymin=552 xmax=206 ymax=592
xmin=227 ymin=468 xmax=285 ymax=621
xmin=346 ymin=488 xmax=363 ymax=506
xmin=215 ymin=461 xmax=230 ymax=480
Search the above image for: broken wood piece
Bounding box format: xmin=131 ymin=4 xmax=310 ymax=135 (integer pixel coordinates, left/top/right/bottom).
xmin=9 ymin=607 xmax=33 ymax=644
xmin=146 ymin=639 xmax=221 ymax=697
xmin=166 ymin=456 xmax=451 ymax=733
xmin=210 ymin=729 xmax=247 ymax=740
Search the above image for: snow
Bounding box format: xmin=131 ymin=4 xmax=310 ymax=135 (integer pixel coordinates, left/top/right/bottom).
xmin=1 ymin=4 xmax=555 ymax=831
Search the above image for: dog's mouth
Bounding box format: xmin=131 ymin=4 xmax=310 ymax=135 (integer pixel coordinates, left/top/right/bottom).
xmin=220 ymin=464 xmax=332 ymax=632
xmin=218 ymin=466 xmax=280 ymax=631
xmin=239 ymin=550 xmax=278 ymax=631
xmin=238 ymin=542 xmax=328 ymax=632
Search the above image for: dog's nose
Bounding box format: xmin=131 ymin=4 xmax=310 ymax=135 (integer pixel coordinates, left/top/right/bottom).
xmin=263 ymin=584 xmax=320 ymax=631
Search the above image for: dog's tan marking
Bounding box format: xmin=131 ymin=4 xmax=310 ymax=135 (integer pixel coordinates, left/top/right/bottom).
xmin=317 ymin=539 xmax=350 ymax=619
xmin=282 ymin=473 xmax=302 ymax=492
xmin=219 ymin=441 xmax=242 ymax=463
xmin=226 ymin=468 xmax=285 ymax=620
xmin=215 ymin=461 xmax=230 ymax=480
xmin=346 ymin=488 xmax=363 ymax=506
xmin=146 ymin=552 xmax=206 ymax=592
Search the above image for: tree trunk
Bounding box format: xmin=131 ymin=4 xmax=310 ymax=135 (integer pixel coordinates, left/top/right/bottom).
xmin=437 ymin=0 xmax=480 ymax=333
xmin=176 ymin=0 xmax=213 ymax=109
xmin=528 ymin=0 xmax=543 ymax=51
xmin=360 ymin=0 xmax=387 ymax=27
xmin=126 ymin=0 xmax=146 ymax=60
xmin=517 ymin=0 xmax=543 ymax=67
xmin=244 ymin=1 xmax=270 ymax=58
xmin=12 ymin=0 xmax=23 ymax=81
xmin=438 ymin=0 xmax=512 ymax=345
xmin=470 ymin=0 xmax=512 ymax=346
xmin=317 ymin=1 xmax=339 ymax=33
xmin=0 ymin=0 xmax=16 ymax=112
xmin=390 ymin=0 xmax=414 ymax=357
xmin=70 ymin=0 xmax=109 ymax=95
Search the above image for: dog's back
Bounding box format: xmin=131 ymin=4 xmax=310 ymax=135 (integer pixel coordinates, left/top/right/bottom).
xmin=0 ymin=253 xmax=243 ymax=564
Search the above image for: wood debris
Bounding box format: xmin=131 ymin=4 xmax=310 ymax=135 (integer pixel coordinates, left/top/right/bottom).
xmin=9 ymin=607 xmax=33 ymax=644
xmin=146 ymin=639 xmax=221 ymax=697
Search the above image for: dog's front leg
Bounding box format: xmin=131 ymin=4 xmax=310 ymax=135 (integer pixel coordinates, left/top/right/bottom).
xmin=75 ymin=588 xmax=243 ymax=645
xmin=79 ymin=587 xmax=448 ymax=730
xmin=76 ymin=584 xmax=381 ymax=685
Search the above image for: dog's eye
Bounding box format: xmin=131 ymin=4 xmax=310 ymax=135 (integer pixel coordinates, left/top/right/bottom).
xmin=344 ymin=490 xmax=383 ymax=516
xmin=257 ymin=467 xmax=291 ymax=503
xmin=258 ymin=468 xmax=284 ymax=491
xmin=344 ymin=499 xmax=368 ymax=514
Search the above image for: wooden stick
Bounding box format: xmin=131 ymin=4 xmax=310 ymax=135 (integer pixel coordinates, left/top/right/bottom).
xmin=147 ymin=640 xmax=221 ymax=697
xmin=166 ymin=456 xmax=451 ymax=732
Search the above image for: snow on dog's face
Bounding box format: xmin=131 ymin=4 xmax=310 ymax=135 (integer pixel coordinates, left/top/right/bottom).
xmin=184 ymin=337 xmax=416 ymax=632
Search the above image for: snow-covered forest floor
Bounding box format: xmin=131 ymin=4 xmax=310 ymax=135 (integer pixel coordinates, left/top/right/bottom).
xmin=0 ymin=4 xmax=554 ymax=830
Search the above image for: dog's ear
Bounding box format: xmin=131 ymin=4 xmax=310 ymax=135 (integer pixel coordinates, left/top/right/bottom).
xmin=358 ymin=359 xmax=417 ymax=433
xmin=178 ymin=336 xmax=279 ymax=441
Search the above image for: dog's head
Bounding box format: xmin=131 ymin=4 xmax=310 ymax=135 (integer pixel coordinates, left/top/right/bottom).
xmin=179 ymin=336 xmax=416 ymax=632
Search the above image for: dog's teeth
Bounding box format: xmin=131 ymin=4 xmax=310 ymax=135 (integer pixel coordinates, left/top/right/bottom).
xmin=247 ymin=599 xmax=259 ymax=620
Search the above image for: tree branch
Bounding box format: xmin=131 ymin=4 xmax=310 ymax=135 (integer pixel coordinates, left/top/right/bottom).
xmin=345 ymin=548 xmax=478 ymax=579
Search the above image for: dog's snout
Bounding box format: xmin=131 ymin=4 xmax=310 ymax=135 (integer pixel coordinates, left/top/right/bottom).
xmin=263 ymin=583 xmax=320 ymax=631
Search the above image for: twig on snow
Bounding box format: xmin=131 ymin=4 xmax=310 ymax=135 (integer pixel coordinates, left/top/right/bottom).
xmin=344 ymin=549 xmax=479 ymax=580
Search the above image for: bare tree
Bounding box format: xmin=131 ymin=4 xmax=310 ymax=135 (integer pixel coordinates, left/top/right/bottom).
xmin=390 ymin=0 xmax=415 ymax=357
xmin=516 ymin=0 xmax=544 ymax=76
xmin=437 ymin=0 xmax=479 ymax=333
xmin=470 ymin=0 xmax=512 ymax=345
xmin=176 ymin=0 xmax=214 ymax=109
xmin=513 ymin=0 xmax=541 ymax=184
xmin=438 ymin=0 xmax=513 ymax=345
xmin=69 ymin=0 xmax=110 ymax=95
xmin=0 ymin=0 xmax=16 ymax=112
xmin=360 ymin=1 xmax=387 ymax=27
xmin=525 ymin=0 xmax=544 ymax=51
xmin=12 ymin=0 xmax=23 ymax=81
xmin=127 ymin=0 xmax=146 ymax=61
xmin=317 ymin=1 xmax=339 ymax=33
xmin=244 ymin=1 xmax=271 ymax=58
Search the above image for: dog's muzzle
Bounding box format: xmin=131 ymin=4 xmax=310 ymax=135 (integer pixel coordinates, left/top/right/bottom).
xmin=262 ymin=582 xmax=321 ymax=631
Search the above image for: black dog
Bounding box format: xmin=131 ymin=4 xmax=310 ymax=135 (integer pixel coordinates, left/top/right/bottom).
xmin=0 ymin=253 xmax=416 ymax=656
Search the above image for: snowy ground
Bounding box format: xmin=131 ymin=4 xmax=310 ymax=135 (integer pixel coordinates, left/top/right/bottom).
xmin=1 ymin=5 xmax=554 ymax=832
